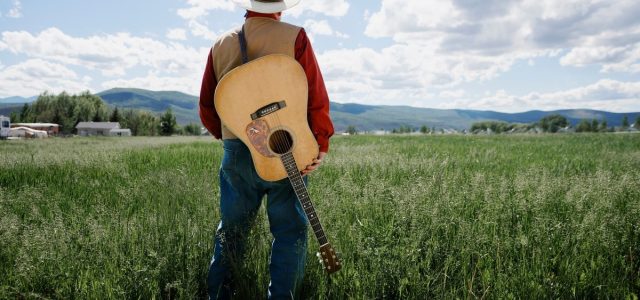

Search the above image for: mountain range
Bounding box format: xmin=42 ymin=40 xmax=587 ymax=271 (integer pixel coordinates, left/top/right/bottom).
xmin=2 ymin=88 xmax=639 ymax=131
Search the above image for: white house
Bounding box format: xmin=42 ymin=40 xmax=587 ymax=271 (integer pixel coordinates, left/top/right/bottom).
xmin=76 ymin=122 xmax=131 ymax=137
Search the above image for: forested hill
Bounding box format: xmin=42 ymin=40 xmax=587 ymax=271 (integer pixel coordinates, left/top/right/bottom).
xmin=97 ymin=88 xmax=197 ymax=125
xmin=3 ymin=88 xmax=639 ymax=131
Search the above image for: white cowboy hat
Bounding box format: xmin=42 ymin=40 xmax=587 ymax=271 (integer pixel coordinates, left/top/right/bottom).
xmin=234 ymin=0 xmax=301 ymax=13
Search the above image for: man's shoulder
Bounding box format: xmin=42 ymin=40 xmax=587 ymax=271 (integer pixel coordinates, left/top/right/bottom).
xmin=278 ymin=20 xmax=302 ymax=31
xmin=213 ymin=26 xmax=242 ymax=47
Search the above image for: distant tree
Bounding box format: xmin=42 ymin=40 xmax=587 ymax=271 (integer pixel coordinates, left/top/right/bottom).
xmin=9 ymin=111 xmax=19 ymax=123
xmin=591 ymin=119 xmax=599 ymax=132
xmin=183 ymin=123 xmax=202 ymax=136
xmin=470 ymin=121 xmax=516 ymax=134
xmin=599 ymin=119 xmax=608 ymax=132
xmin=576 ymin=119 xmax=592 ymax=132
xmin=110 ymin=107 xmax=121 ymax=123
xmin=19 ymin=103 xmax=32 ymax=123
xmin=159 ymin=108 xmax=177 ymax=136
xmin=622 ymin=115 xmax=629 ymax=128
xmin=346 ymin=125 xmax=357 ymax=135
xmin=398 ymin=125 xmax=413 ymax=133
xmin=124 ymin=110 xmax=159 ymax=136
xmin=538 ymin=114 xmax=568 ymax=133
xmin=635 ymin=116 xmax=640 ymax=129
xmin=420 ymin=125 xmax=429 ymax=134
xmin=92 ymin=109 xmax=103 ymax=122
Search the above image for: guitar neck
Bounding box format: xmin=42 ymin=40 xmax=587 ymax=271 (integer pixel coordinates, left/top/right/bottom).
xmin=280 ymin=152 xmax=329 ymax=246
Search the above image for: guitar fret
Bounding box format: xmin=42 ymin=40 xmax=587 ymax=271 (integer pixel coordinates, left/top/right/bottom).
xmin=280 ymin=152 xmax=332 ymax=253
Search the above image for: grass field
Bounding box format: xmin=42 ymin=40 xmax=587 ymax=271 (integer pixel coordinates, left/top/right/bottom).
xmin=1 ymin=134 xmax=639 ymax=299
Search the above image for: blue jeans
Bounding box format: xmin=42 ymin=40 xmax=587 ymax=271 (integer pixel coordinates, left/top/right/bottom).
xmin=208 ymin=139 xmax=308 ymax=299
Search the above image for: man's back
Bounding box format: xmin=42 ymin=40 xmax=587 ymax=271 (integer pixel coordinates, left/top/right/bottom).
xmin=212 ymin=17 xmax=301 ymax=82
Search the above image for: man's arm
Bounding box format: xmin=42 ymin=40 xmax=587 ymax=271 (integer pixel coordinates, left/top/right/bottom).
xmin=295 ymin=29 xmax=334 ymax=153
xmin=295 ymin=29 xmax=334 ymax=175
xmin=199 ymin=50 xmax=223 ymax=139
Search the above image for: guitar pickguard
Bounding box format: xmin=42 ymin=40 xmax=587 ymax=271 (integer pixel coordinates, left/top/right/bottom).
xmin=246 ymin=119 xmax=275 ymax=157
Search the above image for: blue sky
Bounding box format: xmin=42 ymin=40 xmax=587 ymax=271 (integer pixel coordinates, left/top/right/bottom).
xmin=0 ymin=0 xmax=639 ymax=112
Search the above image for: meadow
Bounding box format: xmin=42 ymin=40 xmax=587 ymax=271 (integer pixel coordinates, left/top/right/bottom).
xmin=0 ymin=134 xmax=638 ymax=299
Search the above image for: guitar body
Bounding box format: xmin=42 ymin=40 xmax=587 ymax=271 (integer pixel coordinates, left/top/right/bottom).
xmin=214 ymin=54 xmax=342 ymax=274
xmin=214 ymin=54 xmax=319 ymax=182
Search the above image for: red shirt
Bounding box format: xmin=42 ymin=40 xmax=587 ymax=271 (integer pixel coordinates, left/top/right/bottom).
xmin=199 ymin=12 xmax=334 ymax=152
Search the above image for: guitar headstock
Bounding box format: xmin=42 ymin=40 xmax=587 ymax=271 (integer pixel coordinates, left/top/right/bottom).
xmin=316 ymin=243 xmax=342 ymax=274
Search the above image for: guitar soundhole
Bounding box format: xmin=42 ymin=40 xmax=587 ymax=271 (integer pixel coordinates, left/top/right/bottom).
xmin=269 ymin=129 xmax=293 ymax=154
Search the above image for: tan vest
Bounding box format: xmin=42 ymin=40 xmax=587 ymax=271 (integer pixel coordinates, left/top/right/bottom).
xmin=211 ymin=17 xmax=302 ymax=139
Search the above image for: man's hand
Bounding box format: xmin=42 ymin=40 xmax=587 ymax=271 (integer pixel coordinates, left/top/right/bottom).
xmin=301 ymin=152 xmax=326 ymax=176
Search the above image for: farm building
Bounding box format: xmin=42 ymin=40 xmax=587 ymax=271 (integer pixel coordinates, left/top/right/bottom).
xmin=10 ymin=127 xmax=48 ymax=138
xmin=12 ymin=123 xmax=60 ymax=136
xmin=76 ymin=122 xmax=131 ymax=137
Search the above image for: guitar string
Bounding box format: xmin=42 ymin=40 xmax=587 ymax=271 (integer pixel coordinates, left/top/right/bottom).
xmin=269 ymin=103 xmax=334 ymax=264
xmin=270 ymin=105 xmax=326 ymax=244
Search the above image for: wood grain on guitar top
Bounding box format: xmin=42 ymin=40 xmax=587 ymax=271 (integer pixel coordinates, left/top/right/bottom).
xmin=214 ymin=54 xmax=319 ymax=181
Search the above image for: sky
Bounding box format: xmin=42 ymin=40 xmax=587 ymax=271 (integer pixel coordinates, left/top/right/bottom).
xmin=0 ymin=0 xmax=639 ymax=112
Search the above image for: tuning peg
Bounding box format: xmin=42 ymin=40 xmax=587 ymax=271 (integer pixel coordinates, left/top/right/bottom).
xmin=316 ymin=252 xmax=321 ymax=258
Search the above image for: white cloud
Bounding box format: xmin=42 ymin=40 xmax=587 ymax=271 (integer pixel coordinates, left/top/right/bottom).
xmin=439 ymin=90 xmax=465 ymax=99
xmin=365 ymin=0 xmax=640 ymax=65
xmin=166 ymin=28 xmax=188 ymax=41
xmin=177 ymin=0 xmax=349 ymax=19
xmin=102 ymin=73 xmax=202 ymax=96
xmin=0 ymin=27 xmax=211 ymax=96
xmin=175 ymin=0 xmax=349 ymax=41
xmin=1 ymin=27 xmax=209 ymax=78
xmin=311 ymin=0 xmax=640 ymax=110
xmin=438 ymin=80 xmax=640 ymax=112
xmin=303 ymin=19 xmax=349 ymax=41
xmin=304 ymin=20 xmax=333 ymax=36
xmin=176 ymin=0 xmax=235 ymax=40
xmin=317 ymin=45 xmax=548 ymax=105
xmin=188 ymin=20 xmax=218 ymax=41
xmin=7 ymin=0 xmax=22 ymax=18
xmin=287 ymin=0 xmax=350 ymax=17
xmin=0 ymin=59 xmax=92 ymax=98
xmin=177 ymin=0 xmax=235 ymax=20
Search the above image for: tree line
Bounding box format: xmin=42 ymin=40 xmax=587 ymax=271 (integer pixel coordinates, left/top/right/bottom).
xmin=8 ymin=91 xmax=202 ymax=136
xmin=471 ymin=114 xmax=640 ymax=134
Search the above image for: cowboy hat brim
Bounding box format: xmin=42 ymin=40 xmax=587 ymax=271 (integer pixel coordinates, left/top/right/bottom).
xmin=234 ymin=0 xmax=301 ymax=14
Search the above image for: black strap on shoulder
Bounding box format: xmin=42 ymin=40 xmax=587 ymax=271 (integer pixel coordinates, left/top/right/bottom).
xmin=238 ymin=25 xmax=249 ymax=64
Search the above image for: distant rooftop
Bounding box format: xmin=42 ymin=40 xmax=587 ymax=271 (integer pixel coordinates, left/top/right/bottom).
xmin=76 ymin=122 xmax=120 ymax=129
xmin=13 ymin=123 xmax=60 ymax=127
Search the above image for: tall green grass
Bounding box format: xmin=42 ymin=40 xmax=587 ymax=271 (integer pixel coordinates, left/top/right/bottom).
xmin=0 ymin=134 xmax=638 ymax=298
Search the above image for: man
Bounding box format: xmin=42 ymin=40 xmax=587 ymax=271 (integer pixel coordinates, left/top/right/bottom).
xmin=198 ymin=0 xmax=334 ymax=298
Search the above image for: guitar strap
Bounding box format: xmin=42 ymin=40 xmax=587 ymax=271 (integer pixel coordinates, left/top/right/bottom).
xmin=238 ymin=25 xmax=249 ymax=64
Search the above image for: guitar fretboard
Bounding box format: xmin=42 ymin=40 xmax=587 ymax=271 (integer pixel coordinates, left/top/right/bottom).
xmin=280 ymin=152 xmax=328 ymax=246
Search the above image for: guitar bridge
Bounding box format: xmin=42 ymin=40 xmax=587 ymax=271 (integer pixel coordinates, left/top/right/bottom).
xmin=251 ymin=101 xmax=286 ymax=120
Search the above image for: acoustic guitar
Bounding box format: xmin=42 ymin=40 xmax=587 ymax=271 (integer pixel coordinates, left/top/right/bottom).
xmin=214 ymin=54 xmax=341 ymax=274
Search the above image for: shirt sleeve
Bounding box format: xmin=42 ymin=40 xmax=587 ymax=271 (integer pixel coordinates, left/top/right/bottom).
xmin=295 ymin=28 xmax=334 ymax=152
xmin=199 ymin=50 xmax=222 ymax=139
